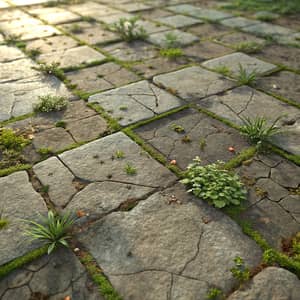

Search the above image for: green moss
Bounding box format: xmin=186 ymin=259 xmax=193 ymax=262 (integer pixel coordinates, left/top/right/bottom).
xmin=0 ymin=128 xmax=30 ymax=152
xmin=0 ymin=164 xmax=32 ymax=177
xmin=0 ymin=219 xmax=8 ymax=230
xmin=55 ymin=120 xmax=67 ymax=128
xmin=0 ymin=246 xmax=48 ymax=279
xmin=270 ymin=145 xmax=300 ymax=166
xmin=159 ymin=48 xmax=183 ymax=59
xmin=224 ymin=146 xmax=257 ymax=170
xmin=0 ymin=113 xmax=34 ymax=127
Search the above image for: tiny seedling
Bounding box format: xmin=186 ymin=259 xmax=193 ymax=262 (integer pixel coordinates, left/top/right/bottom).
xmin=235 ymin=41 xmax=263 ymax=54
xmin=124 ymin=163 xmax=137 ymax=175
xmin=164 ymin=32 xmax=179 ymax=48
xmin=37 ymin=147 xmax=53 ymax=157
xmin=159 ymin=48 xmax=183 ymax=59
xmin=119 ymin=106 xmax=128 ymax=111
xmin=182 ymin=135 xmax=192 ymax=143
xmin=26 ymin=48 xmax=41 ymax=59
xmin=24 ymin=210 xmax=77 ymax=254
xmin=112 ymin=17 xmax=148 ymax=42
xmin=230 ymin=256 xmax=250 ymax=283
xmin=40 ymin=185 xmax=49 ymax=193
xmin=115 ymin=150 xmax=125 ymax=159
xmin=214 ymin=65 xmax=231 ymax=77
xmin=206 ymin=288 xmax=223 ymax=300
xmin=69 ymin=23 xmax=84 ymax=34
xmin=0 ymin=210 xmax=8 ymax=230
xmin=171 ymin=124 xmax=185 ymax=133
xmin=34 ymin=95 xmax=68 ymax=113
xmin=237 ymin=64 xmax=257 ymax=85
xmin=34 ymin=62 xmax=65 ymax=80
xmin=199 ymin=138 xmax=207 ymax=151
xmin=239 ymin=116 xmax=282 ymax=147
xmin=55 ymin=120 xmax=67 ymax=128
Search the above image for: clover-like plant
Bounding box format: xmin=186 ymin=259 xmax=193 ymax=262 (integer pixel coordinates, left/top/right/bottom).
xmin=181 ymin=157 xmax=246 ymax=208
xmin=230 ymin=256 xmax=250 ymax=283
xmin=34 ymin=95 xmax=68 ymax=113
xmin=24 ymin=210 xmax=76 ymax=254
xmin=112 ymin=17 xmax=148 ymax=42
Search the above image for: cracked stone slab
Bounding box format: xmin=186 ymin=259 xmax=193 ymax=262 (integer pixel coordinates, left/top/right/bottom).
xmin=135 ymin=108 xmax=250 ymax=169
xmin=155 ymin=14 xmax=203 ymax=28
xmin=202 ymin=52 xmax=277 ymax=76
xmin=0 ymin=171 xmax=47 ymax=265
xmin=227 ymin=267 xmax=300 ymax=300
xmin=59 ymin=132 xmax=177 ymax=187
xmin=147 ymin=29 xmax=199 ymax=47
xmin=167 ymin=4 xmax=233 ymax=21
xmin=38 ymin=46 xmax=106 ymax=69
xmin=0 ymin=45 xmax=25 ymax=62
xmin=0 ymin=248 xmax=103 ymax=300
xmin=78 ymin=184 xmax=262 ymax=300
xmin=65 ymin=62 xmax=140 ymax=93
xmin=28 ymin=7 xmax=81 ymax=24
xmin=153 ymin=66 xmax=236 ymax=101
xmin=237 ymin=154 xmax=300 ymax=249
xmin=198 ymin=86 xmax=300 ymax=155
xmin=102 ymin=41 xmax=158 ymax=62
xmin=256 ymin=71 xmax=300 ymax=104
xmin=88 ymin=80 xmax=184 ymax=126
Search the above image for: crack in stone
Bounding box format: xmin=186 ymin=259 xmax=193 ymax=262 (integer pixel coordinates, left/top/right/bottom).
xmin=237 ymin=90 xmax=255 ymax=116
xmin=148 ymin=82 xmax=159 ymax=108
xmin=167 ymin=273 xmax=173 ymax=300
xmin=130 ymin=94 xmax=156 ymax=115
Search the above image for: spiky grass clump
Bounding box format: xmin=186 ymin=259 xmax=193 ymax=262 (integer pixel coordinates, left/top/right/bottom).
xmin=237 ymin=64 xmax=257 ymax=85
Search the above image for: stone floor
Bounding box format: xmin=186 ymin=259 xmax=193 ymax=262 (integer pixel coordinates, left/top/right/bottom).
xmin=0 ymin=0 xmax=299 ymax=299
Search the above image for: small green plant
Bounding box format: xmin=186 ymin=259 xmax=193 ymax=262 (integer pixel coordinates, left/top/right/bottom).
xmin=181 ymin=157 xmax=246 ymax=208
xmin=235 ymin=41 xmax=263 ymax=54
xmin=119 ymin=106 xmax=128 ymax=111
xmin=164 ymin=32 xmax=179 ymax=48
xmin=24 ymin=210 xmax=76 ymax=254
xmin=159 ymin=48 xmax=183 ymax=59
xmin=239 ymin=116 xmax=282 ymax=147
xmin=55 ymin=120 xmax=67 ymax=128
xmin=34 ymin=95 xmax=68 ymax=113
xmin=115 ymin=150 xmax=125 ymax=159
xmin=237 ymin=64 xmax=257 ymax=85
xmin=0 ymin=210 xmax=8 ymax=230
xmin=69 ymin=23 xmax=84 ymax=34
xmin=35 ymin=62 xmax=65 ymax=79
xmin=124 ymin=163 xmax=137 ymax=175
xmin=199 ymin=138 xmax=207 ymax=151
xmin=206 ymin=287 xmax=223 ymax=300
xmin=5 ymin=34 xmax=22 ymax=45
xmin=214 ymin=65 xmax=231 ymax=77
xmin=171 ymin=124 xmax=185 ymax=133
xmin=112 ymin=17 xmax=148 ymax=42
xmin=26 ymin=48 xmax=41 ymax=59
xmin=0 ymin=128 xmax=29 ymax=152
xmin=230 ymin=256 xmax=250 ymax=283
xmin=37 ymin=147 xmax=53 ymax=157
xmin=182 ymin=135 xmax=192 ymax=143
xmin=40 ymin=185 xmax=49 ymax=193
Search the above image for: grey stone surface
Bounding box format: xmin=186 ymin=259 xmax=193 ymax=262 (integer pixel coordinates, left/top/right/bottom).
xmin=88 ymin=80 xmax=184 ymax=126
xmin=156 ymin=14 xmax=202 ymax=28
xmin=38 ymin=46 xmax=106 ymax=69
xmin=135 ymin=108 xmax=249 ymax=169
xmin=66 ymin=62 xmax=140 ymax=93
xmin=227 ymin=267 xmax=300 ymax=300
xmin=69 ymin=1 xmax=120 ymax=17
xmin=147 ymin=29 xmax=199 ymax=47
xmin=188 ymin=23 xmax=231 ymax=39
xmin=78 ymin=184 xmax=262 ymax=299
xmin=59 ymin=132 xmax=177 ymax=187
xmin=136 ymin=20 xmax=169 ymax=34
xmin=0 ymin=248 xmax=103 ymax=299
xmin=153 ymin=66 xmax=236 ymax=101
xmin=117 ymin=3 xmax=152 ymax=12
xmin=216 ymin=32 xmax=266 ymax=48
xmin=0 ymin=171 xmax=47 ymax=265
xmin=202 ymin=52 xmax=277 ymax=76
xmin=220 ymin=17 xmax=262 ymax=29
xmin=0 ymin=45 xmax=25 ymax=62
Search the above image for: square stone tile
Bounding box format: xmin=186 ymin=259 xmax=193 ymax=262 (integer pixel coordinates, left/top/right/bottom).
xmin=0 ymin=45 xmax=25 ymax=62
xmin=66 ymin=62 xmax=140 ymax=93
xmin=215 ymin=32 xmax=266 ymax=48
xmin=188 ymin=23 xmax=232 ymax=39
xmin=28 ymin=7 xmax=81 ymax=25
xmin=38 ymin=45 xmax=106 ymax=69
xmin=116 ymin=3 xmax=152 ymax=12
xmin=69 ymin=2 xmax=120 ymax=16
xmin=147 ymin=29 xmax=199 ymax=47
xmin=136 ymin=20 xmax=169 ymax=34
xmin=153 ymin=66 xmax=236 ymax=101
xmin=88 ymin=80 xmax=184 ymax=126
xmin=97 ymin=12 xmax=134 ymax=25
xmin=242 ymin=22 xmax=296 ymax=37
xmin=135 ymin=108 xmax=249 ymax=169
xmin=155 ymin=14 xmax=202 ymax=28
xmin=102 ymin=41 xmax=158 ymax=62
xmin=202 ymin=52 xmax=277 ymax=76
xmin=256 ymin=71 xmax=300 ymax=104
xmin=0 ymin=9 xmax=29 ymax=21
xmin=184 ymin=41 xmax=233 ymax=62
xmin=139 ymin=8 xmax=173 ymax=20
xmin=26 ymin=35 xmax=79 ymax=54
xmin=198 ymin=86 xmax=300 ymax=155
xmin=220 ymin=17 xmax=262 ymax=29
xmin=132 ymin=56 xmax=188 ymax=78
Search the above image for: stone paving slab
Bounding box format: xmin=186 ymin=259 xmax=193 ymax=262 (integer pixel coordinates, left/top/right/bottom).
xmin=38 ymin=45 xmax=106 ymax=69
xmin=97 ymin=12 xmax=134 ymax=25
xmin=188 ymin=23 xmax=232 ymax=39
xmin=0 ymin=9 xmax=29 ymax=21
xmin=237 ymin=154 xmax=300 ymax=249
xmin=153 ymin=66 xmax=236 ymax=101
xmin=10 ymin=0 xmax=49 ymax=5
xmin=155 ymin=14 xmax=203 ymax=28
xmin=256 ymin=71 xmax=300 ymax=104
xmin=147 ymin=29 xmax=199 ymax=47
xmin=0 ymin=45 xmax=25 ymax=62
xmin=59 ymin=132 xmax=177 ymax=187
xmin=198 ymin=86 xmax=300 ymax=155
xmin=68 ymin=2 xmax=120 ymax=17
xmin=0 ymin=171 xmax=47 ymax=265
xmin=216 ymin=32 xmax=266 ymax=48
xmin=202 ymin=52 xmax=277 ymax=76
xmin=220 ymin=17 xmax=262 ymax=29
xmin=0 ymin=248 xmax=103 ymax=300
xmin=66 ymin=62 xmax=140 ymax=94
xmin=116 ymin=2 xmax=152 ymax=12
xmin=88 ymin=80 xmax=184 ymax=126
xmin=77 ymin=184 xmax=262 ymax=299
xmin=0 ymin=0 xmax=9 ymax=9
xmin=227 ymin=267 xmax=300 ymax=300
xmin=135 ymin=108 xmax=250 ymax=169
